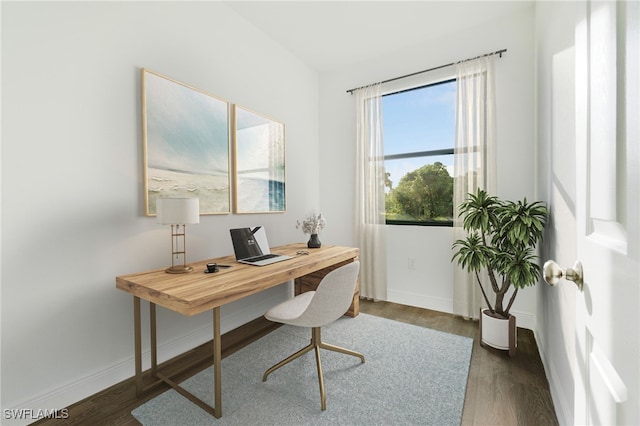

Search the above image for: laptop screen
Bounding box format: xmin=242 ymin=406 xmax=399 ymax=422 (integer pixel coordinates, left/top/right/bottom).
xmin=230 ymin=228 xmax=263 ymax=260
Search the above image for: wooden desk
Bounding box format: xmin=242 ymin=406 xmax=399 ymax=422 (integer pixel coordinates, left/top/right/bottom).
xmin=116 ymin=243 xmax=359 ymax=418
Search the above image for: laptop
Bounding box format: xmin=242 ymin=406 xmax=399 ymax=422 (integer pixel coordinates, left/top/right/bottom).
xmin=230 ymin=227 xmax=293 ymax=266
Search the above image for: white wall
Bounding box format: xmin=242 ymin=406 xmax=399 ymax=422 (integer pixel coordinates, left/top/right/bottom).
xmin=319 ymin=5 xmax=538 ymax=328
xmin=1 ymin=2 xmax=320 ymax=417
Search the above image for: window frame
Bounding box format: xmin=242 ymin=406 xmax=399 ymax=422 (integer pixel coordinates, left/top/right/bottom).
xmin=382 ymin=78 xmax=456 ymax=227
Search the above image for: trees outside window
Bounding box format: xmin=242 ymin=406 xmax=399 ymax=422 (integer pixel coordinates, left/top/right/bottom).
xmin=383 ymin=79 xmax=455 ymax=226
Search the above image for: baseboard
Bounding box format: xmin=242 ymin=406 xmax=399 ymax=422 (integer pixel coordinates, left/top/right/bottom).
xmin=535 ymin=329 xmax=573 ymax=425
xmin=3 ymin=355 xmax=135 ymax=426
xmin=509 ymin=309 xmax=535 ymax=331
xmin=387 ymin=289 xmax=536 ymax=331
xmin=387 ymin=289 xmax=452 ymax=314
xmin=5 ymin=288 xmax=290 ymax=426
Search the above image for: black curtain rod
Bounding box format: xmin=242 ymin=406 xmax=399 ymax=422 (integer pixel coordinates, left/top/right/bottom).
xmin=346 ymin=48 xmax=507 ymax=94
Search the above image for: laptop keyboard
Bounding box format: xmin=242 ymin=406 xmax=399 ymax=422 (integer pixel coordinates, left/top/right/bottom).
xmin=246 ymin=254 xmax=279 ymax=262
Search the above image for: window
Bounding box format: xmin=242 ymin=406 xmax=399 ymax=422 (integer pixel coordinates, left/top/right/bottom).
xmin=383 ymin=79 xmax=456 ymax=226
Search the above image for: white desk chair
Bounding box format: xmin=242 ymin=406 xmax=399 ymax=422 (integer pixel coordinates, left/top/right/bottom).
xmin=262 ymin=261 xmax=365 ymax=410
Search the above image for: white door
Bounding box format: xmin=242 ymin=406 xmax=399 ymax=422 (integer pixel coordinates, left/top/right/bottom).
xmin=573 ymin=1 xmax=639 ymax=424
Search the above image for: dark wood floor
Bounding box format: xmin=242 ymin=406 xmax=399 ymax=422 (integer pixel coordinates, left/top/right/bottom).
xmin=34 ymin=300 xmax=557 ymax=425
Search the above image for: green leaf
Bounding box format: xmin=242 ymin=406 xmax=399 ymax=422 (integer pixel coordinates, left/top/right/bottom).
xmin=452 ymin=190 xmax=549 ymax=300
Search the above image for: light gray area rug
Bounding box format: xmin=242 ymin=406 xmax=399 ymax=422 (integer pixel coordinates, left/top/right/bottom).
xmin=132 ymin=313 xmax=473 ymax=425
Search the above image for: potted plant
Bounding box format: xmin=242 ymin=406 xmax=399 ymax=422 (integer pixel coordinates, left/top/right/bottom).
xmin=451 ymin=188 xmax=548 ymax=356
xmin=297 ymin=212 xmax=326 ymax=248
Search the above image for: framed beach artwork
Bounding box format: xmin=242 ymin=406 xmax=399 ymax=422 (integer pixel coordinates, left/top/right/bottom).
xmin=233 ymin=105 xmax=286 ymax=213
xmin=142 ymin=69 xmax=231 ymax=215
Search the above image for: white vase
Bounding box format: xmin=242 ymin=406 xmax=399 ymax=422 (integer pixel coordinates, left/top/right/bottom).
xmin=480 ymin=308 xmax=517 ymax=356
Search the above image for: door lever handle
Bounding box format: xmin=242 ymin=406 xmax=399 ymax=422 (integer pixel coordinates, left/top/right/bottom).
xmin=543 ymin=260 xmax=584 ymax=291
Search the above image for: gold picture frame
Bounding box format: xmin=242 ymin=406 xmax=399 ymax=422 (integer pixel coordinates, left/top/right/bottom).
xmin=142 ymin=69 xmax=231 ymax=216
xmin=233 ymin=105 xmax=286 ymax=213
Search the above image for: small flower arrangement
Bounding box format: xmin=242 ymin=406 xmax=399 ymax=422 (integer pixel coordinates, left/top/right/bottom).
xmin=296 ymin=212 xmax=326 ymax=235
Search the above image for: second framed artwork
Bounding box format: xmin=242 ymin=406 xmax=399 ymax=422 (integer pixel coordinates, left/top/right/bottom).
xmin=233 ymin=105 xmax=286 ymax=213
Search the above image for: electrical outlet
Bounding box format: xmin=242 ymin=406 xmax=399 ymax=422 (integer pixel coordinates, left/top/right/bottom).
xmin=408 ymin=257 xmax=416 ymax=270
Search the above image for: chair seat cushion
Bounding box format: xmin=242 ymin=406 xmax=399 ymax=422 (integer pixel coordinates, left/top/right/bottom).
xmin=265 ymin=291 xmax=315 ymax=325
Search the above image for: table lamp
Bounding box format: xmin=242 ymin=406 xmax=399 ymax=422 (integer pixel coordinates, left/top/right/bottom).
xmin=156 ymin=197 xmax=200 ymax=274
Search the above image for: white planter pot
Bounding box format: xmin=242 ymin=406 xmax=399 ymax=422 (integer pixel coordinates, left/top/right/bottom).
xmin=480 ymin=308 xmax=517 ymax=356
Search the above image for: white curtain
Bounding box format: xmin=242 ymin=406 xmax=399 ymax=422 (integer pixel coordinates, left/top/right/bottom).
xmin=452 ymin=56 xmax=497 ymax=319
xmin=354 ymin=84 xmax=387 ymax=300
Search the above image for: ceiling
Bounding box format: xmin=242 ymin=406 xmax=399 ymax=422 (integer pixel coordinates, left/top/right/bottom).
xmin=225 ymin=1 xmax=533 ymax=73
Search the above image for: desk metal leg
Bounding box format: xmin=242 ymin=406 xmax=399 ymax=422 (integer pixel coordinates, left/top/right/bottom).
xmin=134 ymin=297 xmax=160 ymax=395
xmin=134 ymin=296 xmax=143 ymax=395
xmin=150 ymin=303 xmax=157 ymax=376
xmin=213 ymin=307 xmax=222 ymax=418
xmin=132 ymin=296 xmax=222 ymax=418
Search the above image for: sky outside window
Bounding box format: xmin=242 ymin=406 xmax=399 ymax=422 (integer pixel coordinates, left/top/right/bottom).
xmin=383 ymin=80 xmax=456 ymax=192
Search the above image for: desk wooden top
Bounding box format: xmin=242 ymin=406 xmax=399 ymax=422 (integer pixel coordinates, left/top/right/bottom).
xmin=116 ymin=244 xmax=359 ymax=316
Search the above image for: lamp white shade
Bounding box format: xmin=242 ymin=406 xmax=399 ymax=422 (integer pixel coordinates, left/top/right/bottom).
xmin=156 ymin=198 xmax=200 ymax=225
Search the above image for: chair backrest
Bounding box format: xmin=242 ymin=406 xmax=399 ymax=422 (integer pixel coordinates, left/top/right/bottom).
xmin=294 ymin=261 xmax=360 ymax=328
